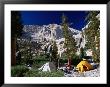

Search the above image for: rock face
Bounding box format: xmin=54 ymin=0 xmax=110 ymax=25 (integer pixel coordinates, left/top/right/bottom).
xmin=22 ymin=24 xmax=81 ymax=42
xmin=21 ymin=18 xmax=100 ymax=57
xmin=22 ymin=24 xmax=85 ymax=56
xmin=38 ymin=62 xmax=56 ymax=72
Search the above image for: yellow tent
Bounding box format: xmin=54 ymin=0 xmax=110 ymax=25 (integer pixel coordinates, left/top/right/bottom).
xmin=76 ymin=59 xmax=93 ymax=72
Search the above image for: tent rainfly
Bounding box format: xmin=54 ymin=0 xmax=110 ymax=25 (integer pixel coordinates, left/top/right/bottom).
xmin=38 ymin=62 xmax=56 ymax=72
xmin=76 ymin=59 xmax=93 ymax=72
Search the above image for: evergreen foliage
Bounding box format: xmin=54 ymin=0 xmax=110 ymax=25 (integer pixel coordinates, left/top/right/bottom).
xmin=11 ymin=11 xmax=23 ymax=65
xmin=51 ymin=41 xmax=58 ymax=67
xmin=61 ymin=14 xmax=77 ymax=59
xmin=11 ymin=65 xmax=29 ymax=77
xmin=24 ymin=69 xmax=64 ymax=77
xmin=84 ymin=11 xmax=100 ymax=62
xmin=11 ymin=11 xmax=23 ymax=38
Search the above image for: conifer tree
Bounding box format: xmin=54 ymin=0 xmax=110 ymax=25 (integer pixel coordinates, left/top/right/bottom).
xmin=85 ymin=11 xmax=100 ymax=62
xmin=51 ymin=41 xmax=58 ymax=67
xmin=80 ymin=47 xmax=84 ymax=58
xmin=11 ymin=11 xmax=23 ymax=65
xmin=61 ymin=14 xmax=77 ymax=60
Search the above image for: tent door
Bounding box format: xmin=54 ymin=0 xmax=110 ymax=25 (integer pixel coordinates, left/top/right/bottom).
xmin=83 ymin=65 xmax=88 ymax=71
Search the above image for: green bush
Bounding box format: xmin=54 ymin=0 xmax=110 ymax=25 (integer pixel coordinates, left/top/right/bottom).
xmin=31 ymin=54 xmax=51 ymax=69
xmin=32 ymin=58 xmax=48 ymax=69
xmin=20 ymin=54 xmax=48 ymax=69
xmin=24 ymin=69 xmax=64 ymax=77
xmin=24 ymin=69 xmax=40 ymax=77
xmin=60 ymin=59 xmax=68 ymax=65
xmin=60 ymin=53 xmax=82 ymax=66
xmin=49 ymin=70 xmax=64 ymax=77
xmin=32 ymin=61 xmax=47 ymax=69
xmin=40 ymin=70 xmax=64 ymax=77
xmin=35 ymin=54 xmax=48 ymax=60
xmin=71 ymin=58 xmax=82 ymax=66
xmin=11 ymin=65 xmax=29 ymax=77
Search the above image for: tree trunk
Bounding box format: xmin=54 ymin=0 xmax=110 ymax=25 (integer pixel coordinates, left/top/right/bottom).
xmin=58 ymin=58 xmax=60 ymax=69
xmin=67 ymin=57 xmax=72 ymax=70
xmin=11 ymin=37 xmax=16 ymax=66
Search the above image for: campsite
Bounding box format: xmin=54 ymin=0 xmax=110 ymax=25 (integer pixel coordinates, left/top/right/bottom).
xmin=11 ymin=11 xmax=100 ymax=77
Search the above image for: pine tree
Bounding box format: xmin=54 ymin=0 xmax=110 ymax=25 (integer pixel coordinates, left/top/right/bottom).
xmin=80 ymin=47 xmax=84 ymax=58
xmin=51 ymin=41 xmax=58 ymax=67
xmin=61 ymin=14 xmax=77 ymax=61
xmin=26 ymin=37 xmax=33 ymax=65
xmin=85 ymin=11 xmax=100 ymax=62
xmin=11 ymin=11 xmax=23 ymax=65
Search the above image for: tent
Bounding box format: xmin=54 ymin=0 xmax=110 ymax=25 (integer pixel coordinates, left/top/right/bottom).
xmin=38 ymin=62 xmax=56 ymax=72
xmin=76 ymin=59 xmax=93 ymax=72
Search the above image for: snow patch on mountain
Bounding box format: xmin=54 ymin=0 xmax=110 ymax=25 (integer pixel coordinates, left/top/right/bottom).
xmin=23 ymin=24 xmax=81 ymax=42
xmin=22 ymin=24 xmax=85 ymax=56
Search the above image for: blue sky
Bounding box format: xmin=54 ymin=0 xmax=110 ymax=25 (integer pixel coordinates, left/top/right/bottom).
xmin=21 ymin=11 xmax=88 ymax=30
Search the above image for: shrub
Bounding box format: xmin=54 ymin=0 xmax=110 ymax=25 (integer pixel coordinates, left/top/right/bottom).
xmin=49 ymin=70 xmax=64 ymax=77
xmin=35 ymin=54 xmax=48 ymax=60
xmin=24 ymin=69 xmax=64 ymax=77
xmin=32 ymin=54 xmax=51 ymax=68
xmin=71 ymin=58 xmax=82 ymax=66
xmin=60 ymin=59 xmax=68 ymax=66
xmin=11 ymin=65 xmax=29 ymax=77
xmin=32 ymin=58 xmax=47 ymax=69
xmin=20 ymin=54 xmax=48 ymax=69
xmin=24 ymin=69 xmax=40 ymax=77
xmin=39 ymin=70 xmax=64 ymax=77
